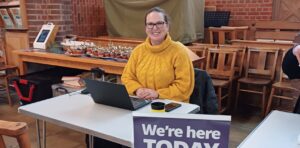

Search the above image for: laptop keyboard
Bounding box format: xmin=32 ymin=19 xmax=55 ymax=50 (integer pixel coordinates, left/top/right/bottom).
xmin=130 ymin=97 xmax=150 ymax=108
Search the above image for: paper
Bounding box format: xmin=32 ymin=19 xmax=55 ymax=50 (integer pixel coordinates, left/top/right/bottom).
xmin=9 ymin=7 xmax=22 ymax=28
xmin=0 ymin=8 xmax=14 ymax=28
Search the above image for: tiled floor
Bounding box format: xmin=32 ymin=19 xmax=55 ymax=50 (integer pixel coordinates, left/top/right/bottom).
xmin=1 ymin=94 xmax=264 ymax=148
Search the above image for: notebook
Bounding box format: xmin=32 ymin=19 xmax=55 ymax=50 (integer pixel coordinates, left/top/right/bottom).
xmin=84 ymin=79 xmax=151 ymax=111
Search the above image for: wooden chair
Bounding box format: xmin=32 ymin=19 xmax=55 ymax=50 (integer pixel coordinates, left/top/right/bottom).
xmin=188 ymin=43 xmax=219 ymax=69
xmin=187 ymin=46 xmax=208 ymax=69
xmin=0 ymin=38 xmax=19 ymax=106
xmin=0 ymin=120 xmax=31 ymax=148
xmin=235 ymin=47 xmax=279 ymax=117
xmin=218 ymin=45 xmax=246 ymax=78
xmin=206 ymin=48 xmax=237 ymax=113
xmin=265 ymin=52 xmax=300 ymax=116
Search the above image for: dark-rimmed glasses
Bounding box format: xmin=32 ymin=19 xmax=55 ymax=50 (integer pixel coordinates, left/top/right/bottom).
xmin=146 ymin=21 xmax=166 ymax=29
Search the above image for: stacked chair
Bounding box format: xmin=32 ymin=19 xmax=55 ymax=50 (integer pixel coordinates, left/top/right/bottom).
xmin=235 ymin=47 xmax=279 ymax=117
xmin=265 ymin=51 xmax=300 ymax=116
xmin=0 ymin=38 xmax=19 ymax=106
xmin=206 ymin=48 xmax=237 ymax=113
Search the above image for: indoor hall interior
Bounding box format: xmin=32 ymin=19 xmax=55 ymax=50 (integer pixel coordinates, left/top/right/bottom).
xmin=1 ymin=0 xmax=300 ymax=148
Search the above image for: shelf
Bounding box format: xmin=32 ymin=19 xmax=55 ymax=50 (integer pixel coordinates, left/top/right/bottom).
xmin=5 ymin=28 xmax=27 ymax=31
xmin=0 ymin=1 xmax=20 ymax=7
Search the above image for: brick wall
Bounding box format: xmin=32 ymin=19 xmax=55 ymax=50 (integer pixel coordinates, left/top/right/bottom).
xmin=26 ymin=0 xmax=107 ymax=45
xmin=26 ymin=0 xmax=73 ymax=45
xmin=205 ymin=0 xmax=273 ymax=21
xmin=25 ymin=0 xmax=273 ymax=44
xmin=71 ymin=0 xmax=107 ymax=37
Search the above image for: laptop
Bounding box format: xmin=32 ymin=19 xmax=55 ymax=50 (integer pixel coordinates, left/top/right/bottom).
xmin=84 ymin=79 xmax=151 ymax=111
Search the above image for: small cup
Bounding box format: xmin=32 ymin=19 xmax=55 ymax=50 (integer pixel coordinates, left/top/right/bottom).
xmin=151 ymin=102 xmax=165 ymax=112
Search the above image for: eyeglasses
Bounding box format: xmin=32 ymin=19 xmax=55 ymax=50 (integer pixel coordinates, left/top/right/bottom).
xmin=146 ymin=21 xmax=166 ymax=29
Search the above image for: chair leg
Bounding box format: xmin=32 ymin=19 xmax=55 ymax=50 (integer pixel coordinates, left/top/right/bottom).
xmin=0 ymin=135 xmax=5 ymax=148
xmin=235 ymin=82 xmax=241 ymax=112
xmin=265 ymin=87 xmax=275 ymax=116
xmin=261 ymin=86 xmax=267 ymax=117
xmin=278 ymin=89 xmax=283 ymax=106
xmin=226 ymin=83 xmax=233 ymax=113
xmin=4 ymin=77 xmax=12 ymax=106
xmin=17 ymin=132 xmax=31 ymax=148
xmin=217 ymin=87 xmax=222 ymax=113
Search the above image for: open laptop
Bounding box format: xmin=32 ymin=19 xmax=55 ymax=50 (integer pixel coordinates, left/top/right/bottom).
xmin=84 ymin=79 xmax=151 ymax=111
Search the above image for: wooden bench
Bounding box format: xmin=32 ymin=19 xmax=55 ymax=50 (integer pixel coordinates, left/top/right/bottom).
xmin=254 ymin=21 xmax=300 ymax=42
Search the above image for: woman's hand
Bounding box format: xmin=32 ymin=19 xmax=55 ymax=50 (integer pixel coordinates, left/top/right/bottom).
xmin=136 ymin=88 xmax=159 ymax=100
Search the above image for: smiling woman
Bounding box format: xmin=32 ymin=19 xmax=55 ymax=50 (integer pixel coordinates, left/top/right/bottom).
xmin=144 ymin=7 xmax=170 ymax=46
xmin=121 ymin=7 xmax=195 ymax=102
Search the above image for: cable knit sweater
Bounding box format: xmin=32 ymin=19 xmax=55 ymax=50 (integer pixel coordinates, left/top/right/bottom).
xmin=121 ymin=35 xmax=194 ymax=102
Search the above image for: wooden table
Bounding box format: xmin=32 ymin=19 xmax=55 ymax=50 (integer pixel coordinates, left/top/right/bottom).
xmin=14 ymin=49 xmax=203 ymax=75
xmin=209 ymin=26 xmax=249 ymax=44
xmin=14 ymin=50 xmax=126 ymax=75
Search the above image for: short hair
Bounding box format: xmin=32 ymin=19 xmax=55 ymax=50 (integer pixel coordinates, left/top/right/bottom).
xmin=144 ymin=7 xmax=170 ymax=25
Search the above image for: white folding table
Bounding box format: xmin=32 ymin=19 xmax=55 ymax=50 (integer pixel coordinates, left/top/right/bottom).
xmin=238 ymin=110 xmax=300 ymax=148
xmin=18 ymin=92 xmax=200 ymax=148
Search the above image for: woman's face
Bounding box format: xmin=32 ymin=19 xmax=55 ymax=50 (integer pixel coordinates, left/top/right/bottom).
xmin=145 ymin=12 xmax=169 ymax=46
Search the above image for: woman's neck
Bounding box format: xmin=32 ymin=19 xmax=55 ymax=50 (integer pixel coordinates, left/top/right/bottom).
xmin=150 ymin=35 xmax=167 ymax=46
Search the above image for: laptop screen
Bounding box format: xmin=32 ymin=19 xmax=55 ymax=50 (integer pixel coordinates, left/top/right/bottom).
xmin=84 ymin=79 xmax=150 ymax=110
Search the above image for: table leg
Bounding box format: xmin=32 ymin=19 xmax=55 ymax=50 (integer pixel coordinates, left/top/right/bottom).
xmin=42 ymin=121 xmax=46 ymax=148
xmin=89 ymin=135 xmax=94 ymax=148
xmin=18 ymin=59 xmax=27 ymax=75
xmin=36 ymin=119 xmax=41 ymax=148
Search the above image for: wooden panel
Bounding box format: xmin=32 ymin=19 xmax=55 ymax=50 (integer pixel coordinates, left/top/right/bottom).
xmin=255 ymin=31 xmax=298 ymax=41
xmin=5 ymin=32 xmax=29 ymax=66
xmin=273 ymin=0 xmax=300 ymax=22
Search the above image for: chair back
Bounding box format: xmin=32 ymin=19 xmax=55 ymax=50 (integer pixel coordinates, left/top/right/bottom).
xmin=187 ymin=45 xmax=208 ymax=69
xmin=245 ymin=47 xmax=279 ymax=80
xmin=218 ymin=45 xmax=246 ymax=77
xmin=206 ymin=48 xmax=237 ymax=81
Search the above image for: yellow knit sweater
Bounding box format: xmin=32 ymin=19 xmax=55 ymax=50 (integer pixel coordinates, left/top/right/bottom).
xmin=121 ymin=35 xmax=194 ymax=102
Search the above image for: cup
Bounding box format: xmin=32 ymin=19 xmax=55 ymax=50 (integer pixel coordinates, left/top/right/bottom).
xmin=151 ymin=102 xmax=165 ymax=112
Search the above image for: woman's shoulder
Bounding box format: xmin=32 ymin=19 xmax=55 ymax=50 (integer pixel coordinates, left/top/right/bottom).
xmin=131 ymin=42 xmax=146 ymax=53
xmin=171 ymin=41 xmax=189 ymax=54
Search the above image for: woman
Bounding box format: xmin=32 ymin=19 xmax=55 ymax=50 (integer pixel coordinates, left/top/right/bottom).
xmin=121 ymin=7 xmax=195 ymax=102
xmin=89 ymin=7 xmax=195 ymax=148
xmin=282 ymin=44 xmax=300 ymax=113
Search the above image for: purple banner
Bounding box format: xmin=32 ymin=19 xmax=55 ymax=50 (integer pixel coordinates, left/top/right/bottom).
xmin=133 ymin=115 xmax=230 ymax=148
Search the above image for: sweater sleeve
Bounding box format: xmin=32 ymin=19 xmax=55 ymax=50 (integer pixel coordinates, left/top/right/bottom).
xmin=121 ymin=49 xmax=143 ymax=95
xmin=157 ymin=50 xmax=195 ymax=102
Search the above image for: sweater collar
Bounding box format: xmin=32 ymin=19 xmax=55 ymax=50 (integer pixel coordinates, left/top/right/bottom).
xmin=145 ymin=34 xmax=172 ymax=53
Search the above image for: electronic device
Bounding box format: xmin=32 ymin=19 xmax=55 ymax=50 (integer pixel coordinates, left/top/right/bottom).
xmin=80 ymin=89 xmax=89 ymax=94
xmin=84 ymin=79 xmax=151 ymax=111
xmin=165 ymin=102 xmax=182 ymax=112
xmin=33 ymin=22 xmax=58 ymax=49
